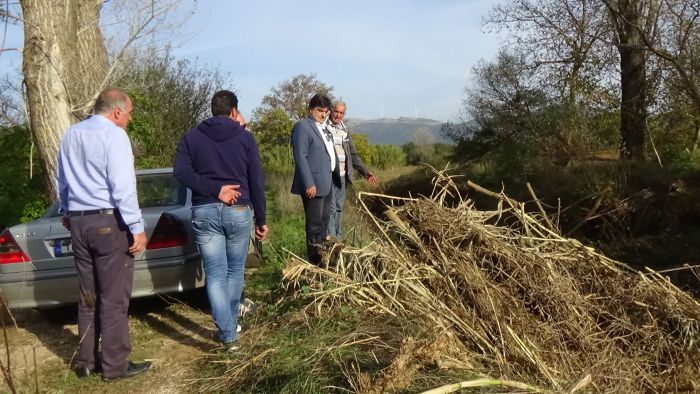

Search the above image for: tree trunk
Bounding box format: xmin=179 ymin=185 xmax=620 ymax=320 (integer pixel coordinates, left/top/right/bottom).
xmin=20 ymin=0 xmax=108 ymax=199
xmin=613 ymin=0 xmax=648 ymax=161
xmin=618 ymin=43 xmax=647 ymax=160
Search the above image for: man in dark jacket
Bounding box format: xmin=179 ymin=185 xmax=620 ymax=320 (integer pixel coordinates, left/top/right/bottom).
xmin=173 ymin=90 xmax=268 ymax=351
xmin=290 ymin=93 xmax=334 ymax=265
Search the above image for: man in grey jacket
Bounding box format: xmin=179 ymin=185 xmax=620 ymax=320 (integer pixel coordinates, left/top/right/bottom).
xmin=291 ymin=94 xmax=335 ymax=265
xmin=325 ymin=100 xmax=378 ymax=240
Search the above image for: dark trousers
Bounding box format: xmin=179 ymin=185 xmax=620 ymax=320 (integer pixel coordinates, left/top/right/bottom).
xmin=70 ymin=213 xmax=134 ymax=378
xmin=301 ymin=193 xmax=333 ymax=265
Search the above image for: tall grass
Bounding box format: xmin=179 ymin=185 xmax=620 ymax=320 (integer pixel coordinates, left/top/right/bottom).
xmin=261 ymin=145 xmax=294 ymax=172
xmin=370 ymin=144 xmax=406 ymax=170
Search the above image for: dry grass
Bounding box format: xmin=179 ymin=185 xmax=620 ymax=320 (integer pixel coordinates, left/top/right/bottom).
xmin=265 ymin=169 xmax=299 ymax=217
xmin=282 ymin=168 xmax=700 ymax=393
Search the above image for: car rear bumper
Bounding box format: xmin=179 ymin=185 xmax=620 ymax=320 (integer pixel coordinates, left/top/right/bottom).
xmin=0 ymin=253 xmax=204 ymax=309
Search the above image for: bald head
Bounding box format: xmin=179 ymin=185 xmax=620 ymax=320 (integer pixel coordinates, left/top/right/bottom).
xmin=93 ymin=88 xmax=133 ymax=129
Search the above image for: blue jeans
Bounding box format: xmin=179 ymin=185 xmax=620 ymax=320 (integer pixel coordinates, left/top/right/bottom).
xmin=328 ymin=176 xmax=347 ymax=240
xmin=192 ymin=203 xmax=252 ymax=343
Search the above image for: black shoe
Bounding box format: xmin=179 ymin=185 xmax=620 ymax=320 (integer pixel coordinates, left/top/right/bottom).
xmin=73 ymin=365 xmax=95 ymax=379
xmin=102 ymin=361 xmax=152 ymax=381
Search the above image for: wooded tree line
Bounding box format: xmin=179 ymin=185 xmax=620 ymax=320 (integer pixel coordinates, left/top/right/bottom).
xmin=7 ymin=0 xmax=694 ymax=210
xmin=1 ymin=1 xmax=411 ymax=226
xmin=250 ymin=73 xmax=418 ymax=171
xmin=2 ymin=0 xmax=190 ymax=198
xmin=444 ymin=0 xmax=700 ymax=167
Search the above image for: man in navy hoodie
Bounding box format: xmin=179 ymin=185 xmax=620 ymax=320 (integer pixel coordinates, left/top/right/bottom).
xmin=174 ymin=90 xmax=268 ymax=351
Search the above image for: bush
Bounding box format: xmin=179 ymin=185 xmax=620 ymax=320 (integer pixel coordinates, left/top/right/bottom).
xmin=402 ymin=142 xmax=421 ymax=165
xmin=402 ymin=142 xmax=454 ymax=168
xmin=371 ymin=144 xmax=406 ymax=169
xmin=120 ymin=48 xmax=229 ymax=169
xmin=250 ymin=108 xmax=294 ymax=152
xmin=0 ymin=126 xmax=48 ymax=228
xmin=261 ymin=144 xmax=294 ymax=172
xmin=351 ymin=133 xmax=375 ymax=165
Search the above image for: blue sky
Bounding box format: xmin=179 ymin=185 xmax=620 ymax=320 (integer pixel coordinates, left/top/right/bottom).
xmin=1 ymin=1 xmax=500 ymax=122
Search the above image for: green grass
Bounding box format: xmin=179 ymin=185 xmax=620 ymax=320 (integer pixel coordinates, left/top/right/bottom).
xmin=224 ymin=313 xmax=363 ymax=393
xmin=192 ymin=167 xmax=420 ymax=393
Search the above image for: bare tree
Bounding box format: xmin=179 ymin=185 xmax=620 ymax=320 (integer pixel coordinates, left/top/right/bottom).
xmin=15 ymin=0 xmax=190 ymax=197
xmin=634 ymin=0 xmax=700 ymax=152
xmin=488 ymin=0 xmax=670 ymax=161
xmin=20 ymin=0 xmax=107 ymax=196
xmin=0 ymin=75 xmax=24 ymax=127
xmin=450 ymin=51 xmax=548 ymax=158
xmin=410 ymin=126 xmax=435 ymax=161
xmin=603 ymin=0 xmax=662 ymax=160
xmin=253 ymin=73 xmax=334 ymax=122
xmin=487 ymin=0 xmax=615 ymax=104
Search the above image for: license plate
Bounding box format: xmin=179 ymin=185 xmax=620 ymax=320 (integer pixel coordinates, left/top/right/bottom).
xmin=52 ymin=238 xmax=73 ymax=257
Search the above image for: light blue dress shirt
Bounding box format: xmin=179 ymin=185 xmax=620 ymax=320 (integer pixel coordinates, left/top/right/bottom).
xmin=57 ymin=114 xmax=144 ymax=234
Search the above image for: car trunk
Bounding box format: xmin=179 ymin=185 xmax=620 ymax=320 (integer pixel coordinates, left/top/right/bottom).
xmin=0 ymin=218 xmax=68 ymax=275
xmin=138 ymin=205 xmax=197 ymax=261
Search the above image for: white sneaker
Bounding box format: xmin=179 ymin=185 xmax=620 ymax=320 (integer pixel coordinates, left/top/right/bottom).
xmin=237 ymin=324 xmax=242 ymax=333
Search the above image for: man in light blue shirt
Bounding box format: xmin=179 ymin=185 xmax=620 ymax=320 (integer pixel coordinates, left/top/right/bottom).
xmin=57 ymin=87 xmax=151 ymax=381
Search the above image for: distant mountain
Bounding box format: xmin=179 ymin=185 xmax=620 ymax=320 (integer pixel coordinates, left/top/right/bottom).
xmin=344 ymin=117 xmax=448 ymax=145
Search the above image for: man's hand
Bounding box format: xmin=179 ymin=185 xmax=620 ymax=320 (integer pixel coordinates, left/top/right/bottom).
xmin=61 ymin=215 xmax=71 ymax=230
xmin=255 ymin=224 xmax=269 ymax=241
xmin=305 ymin=186 xmax=317 ymax=199
xmin=218 ymin=184 xmax=241 ymax=205
xmin=129 ymin=232 xmax=147 ymax=255
xmin=366 ymin=172 xmax=378 ymax=186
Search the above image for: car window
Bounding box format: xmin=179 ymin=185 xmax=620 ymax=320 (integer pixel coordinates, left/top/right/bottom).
xmin=45 ymin=173 xmax=186 ymax=217
xmin=136 ymin=173 xmax=186 ymax=208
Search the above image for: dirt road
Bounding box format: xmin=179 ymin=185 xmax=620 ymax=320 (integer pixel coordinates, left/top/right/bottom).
xmin=1 ymin=290 xmax=220 ymax=393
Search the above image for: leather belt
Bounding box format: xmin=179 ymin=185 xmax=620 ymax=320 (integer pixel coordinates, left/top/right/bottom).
xmin=69 ymin=208 xmax=115 ymax=217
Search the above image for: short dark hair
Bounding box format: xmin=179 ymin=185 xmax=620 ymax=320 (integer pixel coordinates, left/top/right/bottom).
xmin=211 ymin=90 xmax=238 ymax=116
xmin=93 ymin=87 xmax=130 ymax=115
xmin=308 ymin=93 xmax=331 ymax=110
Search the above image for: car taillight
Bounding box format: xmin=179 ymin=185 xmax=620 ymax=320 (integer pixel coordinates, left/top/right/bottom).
xmin=0 ymin=229 xmax=30 ymax=264
xmin=146 ymin=214 xmax=188 ymax=250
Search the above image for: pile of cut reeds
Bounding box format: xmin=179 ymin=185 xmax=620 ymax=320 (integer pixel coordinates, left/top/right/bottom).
xmin=283 ymin=171 xmax=700 ymax=393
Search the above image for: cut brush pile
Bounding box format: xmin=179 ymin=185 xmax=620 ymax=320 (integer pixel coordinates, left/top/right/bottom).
xmin=283 ymin=171 xmax=700 ymax=393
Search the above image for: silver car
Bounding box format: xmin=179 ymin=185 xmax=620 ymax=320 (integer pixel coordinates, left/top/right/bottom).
xmin=0 ymin=168 xmax=261 ymax=309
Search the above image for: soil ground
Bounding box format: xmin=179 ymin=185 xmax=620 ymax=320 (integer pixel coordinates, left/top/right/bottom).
xmin=1 ymin=289 xmax=225 ymax=393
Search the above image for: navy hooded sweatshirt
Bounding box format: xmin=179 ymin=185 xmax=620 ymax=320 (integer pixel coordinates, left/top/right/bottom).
xmin=173 ymin=116 xmax=266 ymax=226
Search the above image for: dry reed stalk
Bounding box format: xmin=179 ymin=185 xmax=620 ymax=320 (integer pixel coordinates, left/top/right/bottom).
xmin=419 ymin=377 xmax=548 ymax=394
xmin=189 ymin=348 xmax=276 ymax=393
xmin=282 ymin=169 xmax=700 ymax=393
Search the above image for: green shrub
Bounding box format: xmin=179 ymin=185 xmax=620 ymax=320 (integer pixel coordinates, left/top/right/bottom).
xmin=121 ymin=49 xmax=228 ymax=169
xmin=20 ymin=195 xmax=49 ymax=223
xmin=0 ymin=126 xmax=48 ymax=228
xmin=261 ymin=144 xmax=294 ymax=172
xmin=371 ymin=144 xmax=406 ymax=169
xmin=351 ymin=133 xmax=375 ymax=164
xmin=402 ymin=142 xmax=454 ymax=168
xmin=250 ymin=108 xmax=294 ymax=152
xmin=402 ymin=142 xmax=421 ymax=165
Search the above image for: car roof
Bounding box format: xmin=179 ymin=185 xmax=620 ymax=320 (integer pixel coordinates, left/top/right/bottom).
xmin=136 ymin=168 xmax=173 ymax=175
